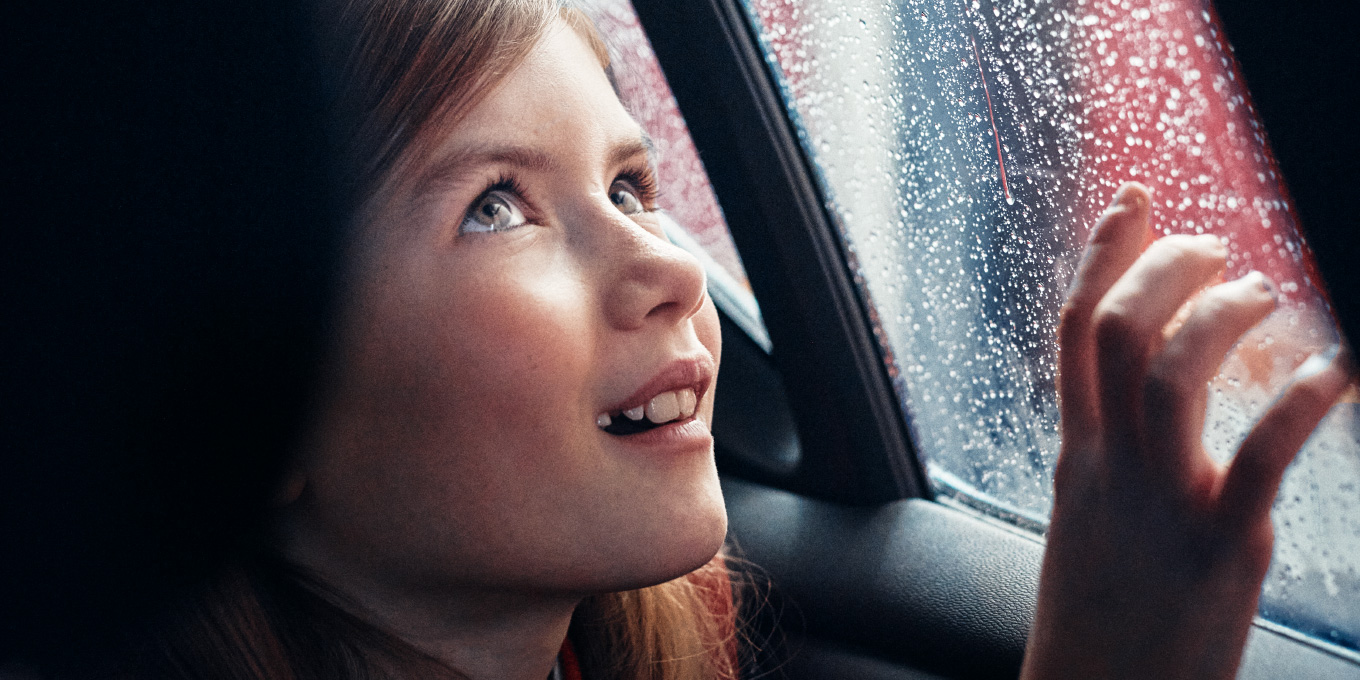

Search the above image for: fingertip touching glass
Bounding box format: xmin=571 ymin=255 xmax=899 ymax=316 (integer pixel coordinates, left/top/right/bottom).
xmin=742 ymin=0 xmax=1360 ymax=653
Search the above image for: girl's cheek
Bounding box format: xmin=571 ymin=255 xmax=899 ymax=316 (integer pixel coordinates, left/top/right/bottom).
xmin=444 ymin=266 xmax=592 ymax=379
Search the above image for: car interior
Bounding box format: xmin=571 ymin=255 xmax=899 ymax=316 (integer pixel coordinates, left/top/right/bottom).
xmin=621 ymin=0 xmax=1360 ymax=678
xmin=3 ymin=0 xmax=1358 ymax=678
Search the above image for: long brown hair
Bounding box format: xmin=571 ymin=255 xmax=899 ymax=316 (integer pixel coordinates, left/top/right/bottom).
xmin=326 ymin=0 xmax=560 ymax=201
xmin=132 ymin=1 xmax=741 ymax=678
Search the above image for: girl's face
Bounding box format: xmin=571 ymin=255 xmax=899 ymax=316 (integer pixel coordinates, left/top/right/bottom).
xmin=284 ymin=23 xmax=726 ymax=602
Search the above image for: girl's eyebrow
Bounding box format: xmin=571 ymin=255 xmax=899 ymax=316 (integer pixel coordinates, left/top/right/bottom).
xmin=410 ymin=132 xmax=656 ymax=202
xmin=411 ymin=144 xmax=559 ymax=200
xmin=618 ymin=132 xmax=656 ymax=168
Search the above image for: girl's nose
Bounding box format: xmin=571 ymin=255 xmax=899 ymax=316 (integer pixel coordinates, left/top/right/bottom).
xmin=599 ymin=215 xmax=708 ymax=332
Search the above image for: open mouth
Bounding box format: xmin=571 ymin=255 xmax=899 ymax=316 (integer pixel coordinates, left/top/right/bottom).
xmin=597 ymin=387 xmax=698 ymax=436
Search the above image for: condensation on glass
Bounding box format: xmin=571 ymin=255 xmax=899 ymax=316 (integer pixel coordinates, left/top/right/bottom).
xmin=743 ymin=0 xmax=1360 ymax=651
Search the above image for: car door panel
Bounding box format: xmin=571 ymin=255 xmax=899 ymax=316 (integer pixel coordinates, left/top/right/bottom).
xmin=721 ymin=471 xmax=1360 ymax=679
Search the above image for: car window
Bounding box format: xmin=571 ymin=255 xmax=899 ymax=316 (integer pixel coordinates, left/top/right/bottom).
xmin=740 ymin=0 xmax=1360 ymax=653
xmin=580 ymin=0 xmax=770 ymax=353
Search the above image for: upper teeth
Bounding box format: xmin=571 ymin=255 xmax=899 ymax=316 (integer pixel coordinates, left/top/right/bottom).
xmin=600 ymin=387 xmax=699 ymax=428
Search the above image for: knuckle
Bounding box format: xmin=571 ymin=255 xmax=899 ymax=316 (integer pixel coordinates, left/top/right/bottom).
xmin=1092 ymin=304 xmax=1142 ymax=352
xmin=1152 ymin=233 xmax=1202 ymax=250
xmin=1057 ymin=300 xmax=1092 ymax=335
xmin=1057 ymin=298 xmax=1083 ymax=324
xmin=1185 ymin=297 xmax=1243 ymax=336
xmin=1149 ymin=233 xmax=1226 ymax=268
xmin=1058 ymin=293 xmax=1110 ymax=347
xmin=1175 ymin=285 xmax=1274 ymax=344
xmin=1230 ymin=451 xmax=1269 ymax=490
xmin=1142 ymin=361 xmax=1189 ymax=404
xmin=1203 ymin=280 xmax=1272 ymax=314
xmin=1051 ymin=445 xmax=1094 ymax=501
xmin=1193 ymin=290 xmax=1233 ymax=318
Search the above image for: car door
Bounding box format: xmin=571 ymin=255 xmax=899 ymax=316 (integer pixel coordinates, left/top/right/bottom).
xmin=583 ymin=0 xmax=1360 ymax=677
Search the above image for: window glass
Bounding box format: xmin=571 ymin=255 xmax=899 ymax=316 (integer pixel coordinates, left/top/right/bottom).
xmin=742 ymin=0 xmax=1360 ymax=651
xmin=581 ymin=0 xmax=770 ymax=352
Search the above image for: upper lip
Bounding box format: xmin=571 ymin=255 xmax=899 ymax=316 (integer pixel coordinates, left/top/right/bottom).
xmin=604 ymin=354 xmax=716 ymax=415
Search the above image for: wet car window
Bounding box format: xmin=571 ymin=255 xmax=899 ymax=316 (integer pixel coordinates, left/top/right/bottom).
xmin=581 ymin=0 xmax=770 ymax=352
xmin=741 ymin=0 xmax=1360 ymax=652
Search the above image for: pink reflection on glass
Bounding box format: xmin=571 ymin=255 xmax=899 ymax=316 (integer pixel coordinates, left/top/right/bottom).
xmin=1071 ymin=1 xmax=1341 ymax=399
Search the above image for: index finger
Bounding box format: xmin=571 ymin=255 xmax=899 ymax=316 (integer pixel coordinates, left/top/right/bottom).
xmin=1057 ymin=182 xmax=1151 ymax=449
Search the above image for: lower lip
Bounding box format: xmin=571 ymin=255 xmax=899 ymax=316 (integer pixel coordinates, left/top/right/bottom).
xmin=606 ymin=416 xmax=712 ymax=451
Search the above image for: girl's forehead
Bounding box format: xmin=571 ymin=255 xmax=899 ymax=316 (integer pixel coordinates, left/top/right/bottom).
xmin=453 ymin=23 xmax=631 ymax=147
xmin=376 ymin=22 xmax=646 ymax=217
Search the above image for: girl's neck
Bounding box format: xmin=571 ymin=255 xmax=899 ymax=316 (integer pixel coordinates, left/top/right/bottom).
xmin=371 ymin=589 xmax=577 ymax=680
xmin=278 ymin=534 xmax=581 ymax=680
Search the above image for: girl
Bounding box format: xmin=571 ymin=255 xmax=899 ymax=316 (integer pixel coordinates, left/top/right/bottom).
xmin=130 ymin=0 xmax=1355 ymax=678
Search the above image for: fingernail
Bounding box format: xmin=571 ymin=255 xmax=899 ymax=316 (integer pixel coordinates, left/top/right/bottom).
xmin=1247 ymin=270 xmax=1276 ymax=301
xmin=1322 ymin=343 xmax=1342 ymax=362
xmin=1337 ymin=345 xmax=1356 ymax=377
xmin=1110 ymin=182 xmax=1147 ymax=210
xmin=1294 ymin=344 xmax=1341 ymax=380
xmin=1089 ymin=182 xmax=1147 ymax=245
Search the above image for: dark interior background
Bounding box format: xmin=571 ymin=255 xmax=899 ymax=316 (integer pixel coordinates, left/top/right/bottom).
xmin=1212 ymin=0 xmax=1360 ymax=349
xmin=1 ymin=0 xmax=342 ymax=667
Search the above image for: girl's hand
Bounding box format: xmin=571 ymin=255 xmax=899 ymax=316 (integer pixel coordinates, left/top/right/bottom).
xmin=1020 ymin=182 xmax=1355 ymax=680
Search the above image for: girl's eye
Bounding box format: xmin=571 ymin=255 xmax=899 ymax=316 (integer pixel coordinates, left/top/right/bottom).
xmin=460 ymin=190 xmax=527 ymax=234
xmin=609 ymin=183 xmax=646 ymax=216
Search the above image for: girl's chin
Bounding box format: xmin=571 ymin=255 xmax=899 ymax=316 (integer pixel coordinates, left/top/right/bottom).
xmin=598 ymin=513 xmax=729 ymax=592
